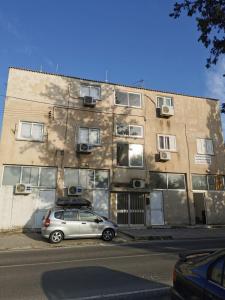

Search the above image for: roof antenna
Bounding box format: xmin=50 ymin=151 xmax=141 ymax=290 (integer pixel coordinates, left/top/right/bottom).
xmin=56 ymin=64 xmax=59 ymax=73
xmin=40 ymin=65 xmax=43 ymax=72
xmin=133 ymin=79 xmax=144 ymax=87
xmin=105 ymin=70 xmax=108 ymax=82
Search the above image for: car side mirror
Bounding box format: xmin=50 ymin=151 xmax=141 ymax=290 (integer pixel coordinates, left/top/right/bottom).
xmin=95 ymin=218 xmax=103 ymax=223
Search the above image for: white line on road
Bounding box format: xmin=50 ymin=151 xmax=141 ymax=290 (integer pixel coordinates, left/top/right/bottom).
xmin=0 ymin=252 xmax=176 ymax=269
xmin=75 ymin=287 xmax=171 ymax=299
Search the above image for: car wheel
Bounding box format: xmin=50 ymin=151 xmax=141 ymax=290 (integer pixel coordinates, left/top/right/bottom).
xmin=49 ymin=230 xmax=64 ymax=244
xmin=102 ymin=229 xmax=114 ymax=241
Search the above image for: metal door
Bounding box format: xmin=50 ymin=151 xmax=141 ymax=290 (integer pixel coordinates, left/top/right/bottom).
xmin=193 ymin=193 xmax=207 ymax=224
xmin=116 ymin=193 xmax=145 ymax=226
xmin=150 ymin=191 xmax=164 ymax=225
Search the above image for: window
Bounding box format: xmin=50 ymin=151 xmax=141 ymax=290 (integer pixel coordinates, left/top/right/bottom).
xmin=149 ymin=172 xmax=186 ymax=190
xmin=209 ymin=257 xmax=225 ymax=286
xmin=54 ymin=211 xmax=64 ymax=220
xmin=79 ymin=211 xmax=97 ymax=222
xmin=63 ymin=211 xmax=78 ymax=221
xmin=197 ymin=138 xmax=214 ymax=155
xmin=117 ymin=143 xmax=143 ymax=167
xmin=158 ymin=134 xmax=176 ymax=151
xmin=157 ymin=96 xmax=173 ymax=108
xmin=2 ymin=165 xmax=57 ymax=187
xmin=80 ymin=85 xmax=101 ymax=99
xmin=116 ymin=124 xmax=143 ymax=138
xmin=64 ymin=168 xmax=109 ymax=189
xmin=18 ymin=122 xmax=44 ymax=141
xmin=79 ymin=127 xmax=100 ymax=145
xmin=192 ymin=174 xmax=225 ymax=191
xmin=115 ymin=91 xmax=141 ymax=108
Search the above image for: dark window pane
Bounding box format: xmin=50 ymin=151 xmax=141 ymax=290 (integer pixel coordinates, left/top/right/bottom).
xmin=116 ymin=92 xmax=128 ymax=105
xmin=2 ymin=166 xmax=21 ymax=185
xmin=192 ymin=175 xmax=207 ymax=190
xmin=63 ymin=211 xmax=78 ymax=221
xmin=117 ymin=124 xmax=129 ymax=136
xmin=210 ymin=257 xmax=224 ymax=285
xmin=150 ymin=173 xmax=167 ymax=189
xmin=168 ymin=174 xmax=185 ymax=189
xmin=117 ymin=144 xmax=129 ymax=166
xmin=54 ymin=211 xmax=64 ymax=220
xmin=208 ymin=175 xmax=216 ymax=190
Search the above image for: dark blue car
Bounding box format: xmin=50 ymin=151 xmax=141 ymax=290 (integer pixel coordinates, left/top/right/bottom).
xmin=172 ymin=249 xmax=225 ymax=299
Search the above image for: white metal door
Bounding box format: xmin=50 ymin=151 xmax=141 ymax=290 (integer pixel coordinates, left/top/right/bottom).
xmin=93 ymin=190 xmax=109 ymax=218
xmin=150 ymin=191 xmax=164 ymax=225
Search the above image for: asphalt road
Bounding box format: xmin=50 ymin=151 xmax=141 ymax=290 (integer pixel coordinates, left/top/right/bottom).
xmin=0 ymin=237 xmax=225 ymax=300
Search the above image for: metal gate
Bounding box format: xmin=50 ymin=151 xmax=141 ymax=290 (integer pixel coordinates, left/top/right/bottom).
xmin=116 ymin=193 xmax=145 ymax=226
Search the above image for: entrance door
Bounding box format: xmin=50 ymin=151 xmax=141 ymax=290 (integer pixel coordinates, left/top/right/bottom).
xmin=193 ymin=193 xmax=206 ymax=224
xmin=116 ymin=193 xmax=145 ymax=226
xmin=149 ymin=191 xmax=164 ymax=225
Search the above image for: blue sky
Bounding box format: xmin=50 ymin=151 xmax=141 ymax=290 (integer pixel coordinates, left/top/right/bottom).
xmin=0 ymin=0 xmax=225 ymax=134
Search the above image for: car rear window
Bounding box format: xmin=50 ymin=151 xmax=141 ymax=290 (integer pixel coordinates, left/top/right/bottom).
xmin=54 ymin=211 xmax=64 ymax=220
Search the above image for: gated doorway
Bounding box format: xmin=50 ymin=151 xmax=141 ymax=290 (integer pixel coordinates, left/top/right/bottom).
xmin=193 ymin=193 xmax=207 ymax=224
xmin=116 ymin=193 xmax=145 ymax=226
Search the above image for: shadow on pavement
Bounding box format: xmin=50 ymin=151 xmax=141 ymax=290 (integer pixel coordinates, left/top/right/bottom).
xmin=41 ymin=266 xmax=171 ymax=299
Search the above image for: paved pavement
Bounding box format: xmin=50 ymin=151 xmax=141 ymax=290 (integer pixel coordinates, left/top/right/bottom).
xmin=119 ymin=226 xmax=225 ymax=240
xmin=0 ymin=226 xmax=225 ymax=251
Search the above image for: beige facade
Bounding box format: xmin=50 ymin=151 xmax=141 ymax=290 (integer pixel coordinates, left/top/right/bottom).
xmin=0 ymin=67 xmax=224 ymax=230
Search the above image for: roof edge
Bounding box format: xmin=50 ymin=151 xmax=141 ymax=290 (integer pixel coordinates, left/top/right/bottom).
xmin=8 ymin=66 xmax=219 ymax=102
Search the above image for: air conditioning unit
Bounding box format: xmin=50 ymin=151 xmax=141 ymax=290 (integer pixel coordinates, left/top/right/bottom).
xmin=159 ymin=151 xmax=171 ymax=161
xmin=83 ymin=96 xmax=97 ymax=107
xmin=132 ymin=179 xmax=145 ymax=189
xmin=77 ymin=143 xmax=93 ymax=153
xmin=15 ymin=183 xmax=32 ymax=195
xmin=67 ymin=186 xmax=83 ymax=196
xmin=160 ymin=105 xmax=174 ymax=117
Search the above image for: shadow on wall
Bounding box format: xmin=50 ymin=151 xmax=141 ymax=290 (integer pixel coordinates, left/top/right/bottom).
xmin=41 ymin=266 xmax=170 ymax=300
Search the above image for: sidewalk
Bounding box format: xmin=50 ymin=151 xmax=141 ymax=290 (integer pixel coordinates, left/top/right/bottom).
xmin=0 ymin=227 xmax=225 ymax=251
xmin=119 ymin=226 xmax=225 ymax=241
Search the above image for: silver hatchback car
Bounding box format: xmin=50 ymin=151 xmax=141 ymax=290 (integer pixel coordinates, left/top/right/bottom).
xmin=41 ymin=207 xmax=118 ymax=243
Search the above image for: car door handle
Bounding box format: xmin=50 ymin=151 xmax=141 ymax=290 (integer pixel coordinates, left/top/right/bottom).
xmin=61 ymin=222 xmax=66 ymax=224
xmin=81 ymin=222 xmax=86 ymax=224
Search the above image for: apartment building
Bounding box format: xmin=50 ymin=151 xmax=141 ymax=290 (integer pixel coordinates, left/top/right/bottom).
xmin=0 ymin=67 xmax=224 ymax=230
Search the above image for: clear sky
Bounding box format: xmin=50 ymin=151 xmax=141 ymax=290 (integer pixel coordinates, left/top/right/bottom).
xmin=0 ymin=0 xmax=225 ymax=134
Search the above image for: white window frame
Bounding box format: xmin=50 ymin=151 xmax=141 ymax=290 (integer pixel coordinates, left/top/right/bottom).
xmin=116 ymin=124 xmax=143 ymax=138
xmin=117 ymin=143 xmax=144 ymax=168
xmin=78 ymin=127 xmax=101 ymax=145
xmin=80 ymin=84 xmax=101 ymax=100
xmin=157 ymin=96 xmax=173 ymax=108
xmin=196 ymin=138 xmax=214 ymax=155
xmin=63 ymin=168 xmax=109 ymax=190
xmin=157 ymin=134 xmax=176 ymax=152
xmin=149 ymin=172 xmax=186 ymax=191
xmin=18 ymin=121 xmax=44 ymax=142
xmin=2 ymin=165 xmax=57 ymax=188
xmin=115 ymin=91 xmax=142 ymax=108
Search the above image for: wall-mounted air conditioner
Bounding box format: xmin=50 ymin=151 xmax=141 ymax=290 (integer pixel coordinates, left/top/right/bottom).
xmin=83 ymin=96 xmax=97 ymax=107
xmin=132 ymin=179 xmax=145 ymax=189
xmin=15 ymin=183 xmax=32 ymax=195
xmin=77 ymin=143 xmax=93 ymax=153
xmin=159 ymin=151 xmax=171 ymax=161
xmin=160 ymin=105 xmax=174 ymax=117
xmin=67 ymin=186 xmax=83 ymax=196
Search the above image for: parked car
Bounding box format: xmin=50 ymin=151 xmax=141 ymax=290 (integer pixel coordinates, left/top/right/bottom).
xmin=41 ymin=207 xmax=118 ymax=243
xmin=172 ymin=249 xmax=225 ymax=300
